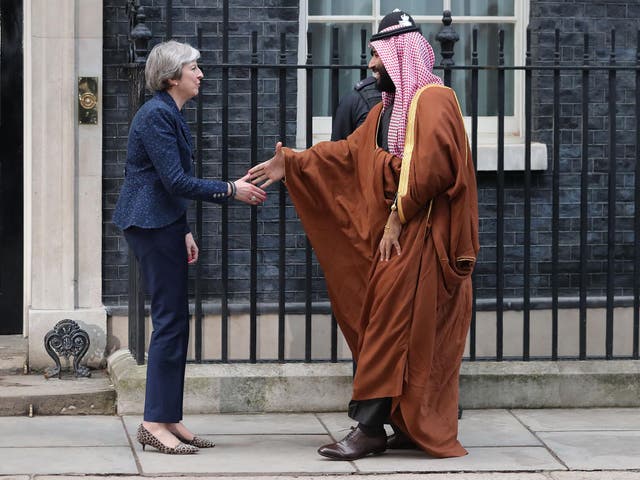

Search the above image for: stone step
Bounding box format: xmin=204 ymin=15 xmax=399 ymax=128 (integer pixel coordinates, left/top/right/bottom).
xmin=0 ymin=370 xmax=117 ymax=416
xmin=0 ymin=335 xmax=28 ymax=374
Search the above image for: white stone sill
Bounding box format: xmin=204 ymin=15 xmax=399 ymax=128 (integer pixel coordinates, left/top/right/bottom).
xmin=303 ymin=127 xmax=548 ymax=172
xmin=475 ymin=141 xmax=548 ymax=171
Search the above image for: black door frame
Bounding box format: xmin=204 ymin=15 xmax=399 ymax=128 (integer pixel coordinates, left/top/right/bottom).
xmin=0 ymin=0 xmax=24 ymax=335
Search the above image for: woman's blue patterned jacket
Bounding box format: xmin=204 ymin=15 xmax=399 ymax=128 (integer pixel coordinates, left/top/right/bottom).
xmin=113 ymin=91 xmax=229 ymax=232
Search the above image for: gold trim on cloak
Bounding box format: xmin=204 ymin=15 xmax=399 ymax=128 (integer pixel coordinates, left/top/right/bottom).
xmin=397 ymin=84 xmax=469 ymax=224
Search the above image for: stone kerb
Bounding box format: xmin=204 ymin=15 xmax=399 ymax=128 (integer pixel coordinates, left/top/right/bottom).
xmin=108 ymin=349 xmax=640 ymax=414
xmin=460 ymin=360 xmax=640 ymax=409
xmin=107 ymin=349 xmax=353 ymax=415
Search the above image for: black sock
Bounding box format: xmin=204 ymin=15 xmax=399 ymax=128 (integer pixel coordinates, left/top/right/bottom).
xmin=357 ymin=422 xmax=385 ymax=437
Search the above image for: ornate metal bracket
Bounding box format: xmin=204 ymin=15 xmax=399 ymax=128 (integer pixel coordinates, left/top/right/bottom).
xmin=127 ymin=0 xmax=152 ymax=64
xmin=44 ymin=319 xmax=91 ymax=379
xmin=436 ymin=10 xmax=459 ymax=66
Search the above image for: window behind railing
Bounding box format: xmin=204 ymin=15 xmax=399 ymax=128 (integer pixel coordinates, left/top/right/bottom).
xmin=303 ymin=0 xmax=525 ymax=137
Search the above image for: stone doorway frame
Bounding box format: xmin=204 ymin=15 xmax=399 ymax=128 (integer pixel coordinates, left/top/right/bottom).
xmin=23 ymin=0 xmax=106 ymax=368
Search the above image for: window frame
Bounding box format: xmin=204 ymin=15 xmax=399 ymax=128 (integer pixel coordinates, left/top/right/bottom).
xmin=296 ymin=0 xmax=531 ymax=149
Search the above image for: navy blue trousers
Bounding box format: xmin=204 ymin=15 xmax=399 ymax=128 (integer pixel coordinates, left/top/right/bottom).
xmin=124 ymin=217 xmax=189 ymax=423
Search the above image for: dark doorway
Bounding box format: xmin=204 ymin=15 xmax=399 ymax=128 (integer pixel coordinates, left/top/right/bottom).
xmin=0 ymin=0 xmax=23 ymax=334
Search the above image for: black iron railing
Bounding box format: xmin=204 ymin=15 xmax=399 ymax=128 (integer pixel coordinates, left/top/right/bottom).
xmin=125 ymin=0 xmax=151 ymax=365
xmin=125 ymin=5 xmax=640 ymax=364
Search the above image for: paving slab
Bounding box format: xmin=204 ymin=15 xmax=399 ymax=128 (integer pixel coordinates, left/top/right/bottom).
xmin=134 ymin=434 xmax=355 ymax=474
xmin=551 ymin=473 xmax=640 ymax=480
xmin=352 ymin=446 xmax=565 ymax=473
xmin=455 ymin=409 xmax=541 ymax=447
xmin=0 ymin=447 xmax=137 ymax=475
xmin=538 ymin=431 xmax=640 ymax=470
xmin=123 ymin=413 xmax=326 ymax=435
xmin=0 ymin=415 xmax=128 ymax=447
xmin=317 ymin=410 xmax=541 ymax=448
xmin=4 ymin=409 xmax=640 ymax=477
xmin=31 ymin=475 xmax=555 ymax=480
xmin=513 ymin=408 xmax=640 ymax=431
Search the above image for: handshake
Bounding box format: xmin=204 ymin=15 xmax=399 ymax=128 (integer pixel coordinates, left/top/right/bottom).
xmin=228 ymin=173 xmax=267 ymax=205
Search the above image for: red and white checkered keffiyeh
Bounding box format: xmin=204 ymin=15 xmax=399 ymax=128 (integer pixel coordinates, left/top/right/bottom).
xmin=370 ymin=25 xmax=443 ymax=158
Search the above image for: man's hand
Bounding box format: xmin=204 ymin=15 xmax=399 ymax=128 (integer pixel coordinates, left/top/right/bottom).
xmin=248 ymin=142 xmax=285 ymax=189
xmin=186 ymin=232 xmax=199 ymax=264
xmin=379 ymin=211 xmax=402 ymax=261
xmin=233 ymin=173 xmax=267 ymax=205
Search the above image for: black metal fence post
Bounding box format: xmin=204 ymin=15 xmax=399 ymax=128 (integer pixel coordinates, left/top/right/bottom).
xmin=496 ymin=28 xmax=505 ymax=361
xmin=278 ymin=32 xmax=287 ymax=362
xmin=165 ymin=0 xmax=172 ymax=40
xmin=194 ymin=27 xmax=204 ymax=363
xmin=635 ymin=29 xmax=640 ymax=360
xmin=220 ymin=0 xmax=230 ymax=362
xmin=125 ymin=1 xmax=151 ymax=365
xmin=579 ymin=32 xmax=590 ymax=360
xmin=330 ymin=26 xmax=340 ymax=117
xmin=606 ymin=29 xmax=617 ymax=360
xmin=436 ymin=11 xmax=459 ymax=87
xmin=469 ymin=26 xmax=478 ymax=361
xmin=360 ymin=29 xmax=368 ymax=80
xmin=551 ymin=29 xmax=561 ymax=360
xmin=305 ymin=32 xmax=314 ymax=362
xmin=250 ymin=31 xmax=259 ymax=363
xmin=523 ymin=27 xmax=532 ymax=361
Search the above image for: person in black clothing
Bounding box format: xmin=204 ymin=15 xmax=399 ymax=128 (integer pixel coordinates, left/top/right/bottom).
xmin=330 ymin=76 xmax=382 ymax=141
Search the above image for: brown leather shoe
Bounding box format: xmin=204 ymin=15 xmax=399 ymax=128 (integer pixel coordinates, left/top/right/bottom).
xmin=317 ymin=426 xmax=387 ymax=460
xmin=386 ymin=430 xmax=418 ymax=450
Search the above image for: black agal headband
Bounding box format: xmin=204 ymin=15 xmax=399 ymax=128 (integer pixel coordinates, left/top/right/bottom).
xmin=370 ymin=9 xmax=421 ymax=42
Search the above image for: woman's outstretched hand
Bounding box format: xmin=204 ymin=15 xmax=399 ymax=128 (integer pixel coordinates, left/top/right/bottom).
xmin=233 ymin=173 xmax=267 ymax=205
xmin=248 ymin=142 xmax=285 ymax=189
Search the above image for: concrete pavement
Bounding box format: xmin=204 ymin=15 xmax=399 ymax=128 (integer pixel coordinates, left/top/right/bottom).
xmin=0 ymin=408 xmax=639 ymax=479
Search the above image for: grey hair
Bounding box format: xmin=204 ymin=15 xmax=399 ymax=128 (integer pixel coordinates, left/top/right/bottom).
xmin=145 ymin=40 xmax=201 ymax=92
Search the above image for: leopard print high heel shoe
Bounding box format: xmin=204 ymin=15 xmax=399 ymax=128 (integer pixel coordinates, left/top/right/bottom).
xmin=175 ymin=433 xmax=216 ymax=448
xmin=136 ymin=424 xmax=199 ymax=454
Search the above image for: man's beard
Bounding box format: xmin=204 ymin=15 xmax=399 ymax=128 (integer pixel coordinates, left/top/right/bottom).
xmin=376 ymin=69 xmax=396 ymax=93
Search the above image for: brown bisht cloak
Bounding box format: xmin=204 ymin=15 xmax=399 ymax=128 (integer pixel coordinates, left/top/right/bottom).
xmin=283 ymin=85 xmax=479 ymax=458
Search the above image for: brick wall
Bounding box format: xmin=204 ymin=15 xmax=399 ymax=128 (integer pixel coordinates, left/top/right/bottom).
xmin=102 ymin=0 xmax=307 ymax=307
xmin=473 ymin=0 xmax=640 ymax=302
xmin=103 ymin=0 xmax=640 ymax=308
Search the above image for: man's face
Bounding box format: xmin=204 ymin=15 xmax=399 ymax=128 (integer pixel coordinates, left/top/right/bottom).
xmin=369 ymin=48 xmax=395 ymax=93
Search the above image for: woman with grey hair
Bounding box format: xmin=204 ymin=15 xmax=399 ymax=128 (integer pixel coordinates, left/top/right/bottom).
xmin=114 ymin=40 xmax=266 ymax=455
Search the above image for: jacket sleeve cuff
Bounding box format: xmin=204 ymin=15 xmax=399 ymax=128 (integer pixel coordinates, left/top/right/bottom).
xmin=209 ymin=180 xmax=232 ymax=203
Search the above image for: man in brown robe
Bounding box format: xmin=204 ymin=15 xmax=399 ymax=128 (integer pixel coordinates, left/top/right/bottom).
xmin=249 ymin=10 xmax=479 ymax=460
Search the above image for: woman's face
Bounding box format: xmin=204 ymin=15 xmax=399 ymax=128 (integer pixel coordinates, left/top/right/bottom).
xmin=173 ymin=61 xmax=204 ymax=100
